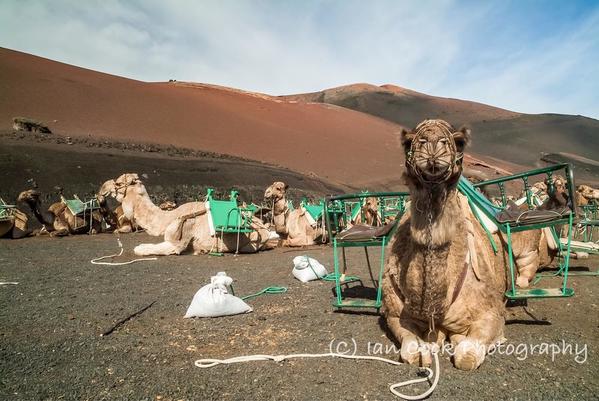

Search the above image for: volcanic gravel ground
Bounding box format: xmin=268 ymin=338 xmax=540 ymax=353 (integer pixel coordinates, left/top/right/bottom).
xmin=1 ymin=234 xmax=598 ymax=400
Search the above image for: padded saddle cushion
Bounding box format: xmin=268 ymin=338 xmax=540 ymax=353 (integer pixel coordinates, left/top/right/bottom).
xmin=495 ymin=201 xmax=571 ymax=225
xmin=336 ymin=222 xmax=397 ymax=242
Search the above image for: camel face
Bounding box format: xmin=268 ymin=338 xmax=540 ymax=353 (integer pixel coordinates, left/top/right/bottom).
xmin=578 ymin=185 xmax=599 ymax=201
xmin=17 ymin=189 xmax=41 ymax=203
xmin=532 ymin=181 xmax=547 ymax=193
xmin=98 ymin=179 xmax=117 ymax=198
xmin=99 ymin=173 xmax=142 ymax=202
xmin=264 ymin=181 xmax=288 ymax=202
xmin=401 ymin=119 xmax=470 ymax=184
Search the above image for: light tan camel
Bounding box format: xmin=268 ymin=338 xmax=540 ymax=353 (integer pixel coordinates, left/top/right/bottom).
xmin=98 ymin=174 xmax=205 ymax=237
xmin=382 ymin=119 xmax=546 ymax=371
xmin=263 ymin=182 xmax=321 ymax=247
xmin=18 ymin=190 xmax=102 ymax=236
xmin=99 ymin=173 xmax=277 ymax=255
xmin=576 ymin=184 xmax=599 ymax=206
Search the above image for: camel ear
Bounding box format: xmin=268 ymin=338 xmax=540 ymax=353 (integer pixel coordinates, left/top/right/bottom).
xmin=284 ymin=184 xmax=289 ymax=191
xmin=453 ymin=126 xmax=471 ymax=153
xmin=400 ymin=128 xmax=415 ymax=152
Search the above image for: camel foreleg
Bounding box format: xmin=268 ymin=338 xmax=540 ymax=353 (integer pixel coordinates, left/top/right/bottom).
xmin=451 ymin=311 xmax=504 ymax=371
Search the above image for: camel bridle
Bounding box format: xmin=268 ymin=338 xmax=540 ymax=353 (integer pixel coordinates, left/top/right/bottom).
xmin=406 ymin=120 xmax=464 ymax=186
xmin=110 ymin=178 xmax=140 ymax=198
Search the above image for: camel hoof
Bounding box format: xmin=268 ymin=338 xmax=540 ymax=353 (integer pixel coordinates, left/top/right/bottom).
xmin=516 ymin=276 xmax=530 ymax=288
xmin=454 ymin=340 xmax=485 ymax=371
xmin=400 ymin=340 xmax=422 ymax=366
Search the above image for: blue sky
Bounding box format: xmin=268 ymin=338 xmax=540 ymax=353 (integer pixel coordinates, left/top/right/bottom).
xmin=1 ymin=0 xmax=598 ymax=119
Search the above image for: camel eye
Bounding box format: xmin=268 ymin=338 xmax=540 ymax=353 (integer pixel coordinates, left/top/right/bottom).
xmin=439 ymin=138 xmax=448 ymax=144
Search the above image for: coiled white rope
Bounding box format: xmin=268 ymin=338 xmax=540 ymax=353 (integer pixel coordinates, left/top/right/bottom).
xmin=91 ymin=238 xmax=157 ymax=265
xmin=195 ymin=350 xmax=439 ymax=400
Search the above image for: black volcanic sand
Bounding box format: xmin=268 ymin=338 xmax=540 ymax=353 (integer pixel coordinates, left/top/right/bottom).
xmin=0 ymin=131 xmax=349 ymax=206
xmin=1 ymin=233 xmax=598 ymax=400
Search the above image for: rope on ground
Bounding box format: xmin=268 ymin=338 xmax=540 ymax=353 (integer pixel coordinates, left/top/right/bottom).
xmin=91 ymin=238 xmax=157 ymax=265
xmin=195 ymin=350 xmax=440 ymax=400
xmin=240 ymin=286 xmax=288 ymax=301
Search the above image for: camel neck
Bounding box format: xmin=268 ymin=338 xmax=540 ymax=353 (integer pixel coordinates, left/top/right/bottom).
xmin=272 ymin=197 xmax=288 ymax=215
xmin=408 ymin=183 xmax=462 ymax=247
xmin=271 ymin=197 xmax=288 ymax=235
xmin=121 ymin=186 xmax=166 ymax=236
xmin=29 ymin=198 xmax=54 ymax=226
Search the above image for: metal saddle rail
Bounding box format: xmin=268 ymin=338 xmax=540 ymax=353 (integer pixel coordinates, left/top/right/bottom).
xmin=458 ymin=164 xmax=577 ymax=299
xmin=324 ymin=191 xmax=410 ymax=311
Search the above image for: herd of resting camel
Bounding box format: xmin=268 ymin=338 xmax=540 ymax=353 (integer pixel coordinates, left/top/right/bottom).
xmin=3 ymin=119 xmax=599 ymax=371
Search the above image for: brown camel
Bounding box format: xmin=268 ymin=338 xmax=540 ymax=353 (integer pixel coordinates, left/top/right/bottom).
xmin=382 ymin=119 xmax=546 ymax=371
xmin=263 ymin=182 xmax=322 ymax=247
xmin=99 ymin=173 xmax=276 ymax=255
xmin=351 ymin=197 xmax=382 ymax=226
xmin=0 ymin=198 xmax=32 ymax=239
xmin=18 ymin=190 xmax=102 ymax=236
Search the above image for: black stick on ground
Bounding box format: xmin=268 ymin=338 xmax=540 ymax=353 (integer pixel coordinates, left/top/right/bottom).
xmin=100 ymin=301 xmax=156 ymax=337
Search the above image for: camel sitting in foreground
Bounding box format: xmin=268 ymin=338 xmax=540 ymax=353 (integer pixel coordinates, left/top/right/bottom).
xmin=382 ymin=119 xmax=548 ymax=371
xmin=99 ymin=173 xmax=277 ymax=255
xmin=18 ymin=190 xmax=102 ymax=236
xmin=263 ymin=182 xmax=323 ymax=247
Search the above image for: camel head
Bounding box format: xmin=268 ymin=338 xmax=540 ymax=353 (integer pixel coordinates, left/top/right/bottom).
xmin=532 ymin=181 xmax=548 ymax=194
xmin=264 ymin=181 xmax=288 ymax=202
xmin=545 ymin=174 xmax=569 ymax=208
xmin=577 ymin=184 xmax=599 ymax=202
xmin=401 ymin=119 xmax=470 ymax=187
xmin=17 ymin=189 xmax=41 ymax=204
xmin=98 ymin=173 xmax=143 ymax=202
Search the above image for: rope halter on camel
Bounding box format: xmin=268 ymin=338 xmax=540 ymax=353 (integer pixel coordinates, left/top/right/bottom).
xmin=406 ymin=120 xmax=464 ymax=186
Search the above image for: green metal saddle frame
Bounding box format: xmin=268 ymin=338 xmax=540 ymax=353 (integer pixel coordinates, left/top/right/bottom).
xmin=459 ymin=163 xmax=578 ymax=299
xmin=300 ymin=198 xmax=325 ymax=221
xmin=576 ymin=203 xmax=599 ymax=246
xmin=205 ymin=189 xmax=254 ymax=235
xmin=61 ymin=195 xmax=100 ymax=231
xmin=0 ymin=197 xmax=17 ymax=222
xmin=324 ymin=191 xmax=410 ymax=311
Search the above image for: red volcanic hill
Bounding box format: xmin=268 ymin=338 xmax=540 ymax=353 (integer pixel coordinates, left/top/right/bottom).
xmin=0 ymin=48 xmax=404 ymax=188
xmin=3 ymin=48 xmax=595 ymax=190
xmin=282 ymin=84 xmax=599 ymax=184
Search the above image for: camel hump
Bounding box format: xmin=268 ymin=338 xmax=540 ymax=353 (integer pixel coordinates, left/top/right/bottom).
xmin=48 ymin=202 xmax=67 ymax=215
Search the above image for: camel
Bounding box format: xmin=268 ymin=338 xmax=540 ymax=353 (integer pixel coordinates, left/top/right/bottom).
xmin=382 ymin=119 xmax=547 ymax=371
xmin=351 ymin=197 xmax=382 ymax=226
xmin=98 ymin=174 xmax=205 ymax=237
xmin=263 ymin=182 xmax=323 ymax=247
xmin=18 ymin=190 xmax=102 ymax=236
xmin=576 ymin=184 xmax=599 ymax=206
xmin=0 ymin=198 xmax=31 ymax=239
xmin=99 ymin=173 xmax=277 ymax=255
xmin=96 ymin=193 xmax=138 ymax=234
